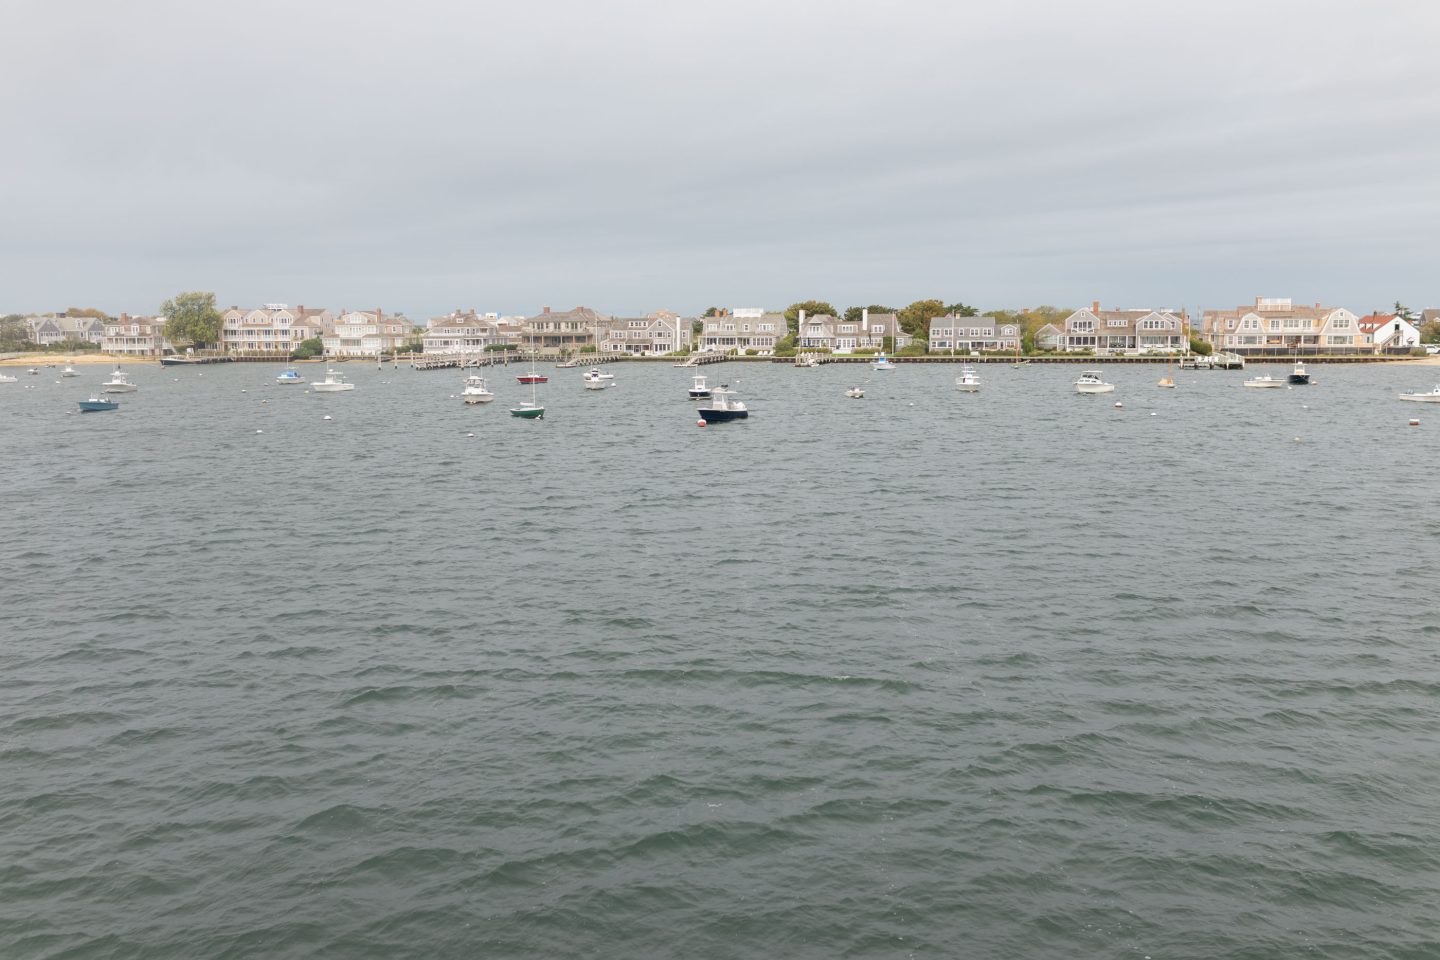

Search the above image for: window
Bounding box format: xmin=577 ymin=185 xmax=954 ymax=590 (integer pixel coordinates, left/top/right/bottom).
xmin=1107 ymin=318 xmax=1127 ymax=327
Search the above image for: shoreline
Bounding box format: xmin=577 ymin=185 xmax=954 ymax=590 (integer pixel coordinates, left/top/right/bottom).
xmin=5 ymin=353 xmax=1440 ymax=367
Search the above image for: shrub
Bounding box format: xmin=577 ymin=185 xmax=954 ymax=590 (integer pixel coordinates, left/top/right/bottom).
xmin=291 ymin=337 xmax=324 ymax=359
xmin=1189 ymin=337 xmax=1213 ymax=356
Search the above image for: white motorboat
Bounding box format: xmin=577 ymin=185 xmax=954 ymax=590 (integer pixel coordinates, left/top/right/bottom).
xmin=585 ymin=367 xmax=615 ymax=381
xmin=688 ymin=374 xmax=711 ymax=399
xmin=555 ymin=357 xmax=581 ymax=368
xmin=276 ymin=367 xmax=305 ymax=385
xmin=582 ymin=370 xmax=611 ymax=390
xmin=102 ymin=366 xmax=137 ymax=393
xmin=461 ymin=373 xmax=494 ymax=403
xmin=311 ymin=368 xmax=355 ymax=392
xmin=27 ymin=367 xmax=40 ymax=376
xmin=61 ymin=365 xmax=80 ymax=378
xmin=0 ymin=373 xmax=16 ymax=383
xmin=1074 ymin=370 xmax=1114 ymax=394
xmin=955 ymin=366 xmax=981 ymax=392
xmin=1399 ymin=386 xmax=1440 ymax=403
xmin=1288 ymin=360 xmax=1311 ymax=385
xmin=795 ymin=354 xmax=821 ymax=368
xmin=1243 ymin=376 xmax=1286 ymax=389
xmin=845 ymin=386 xmax=865 ymax=399
xmin=872 ymin=353 xmax=897 ymax=370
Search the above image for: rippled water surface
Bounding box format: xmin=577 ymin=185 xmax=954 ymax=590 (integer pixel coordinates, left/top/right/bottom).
xmin=3 ymin=360 xmax=1439 ymax=959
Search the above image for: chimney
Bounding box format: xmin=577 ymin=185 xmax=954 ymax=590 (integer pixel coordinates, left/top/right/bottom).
xmin=1315 ymin=302 xmax=1321 ymax=310
xmin=862 ymin=307 xmax=869 ymax=331
xmin=799 ymin=309 xmax=806 ymax=324
xmin=543 ymin=306 xmax=551 ymax=314
xmin=1092 ymin=300 xmax=1100 ymax=314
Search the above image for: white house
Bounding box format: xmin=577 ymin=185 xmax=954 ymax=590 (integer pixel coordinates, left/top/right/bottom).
xmin=1358 ymin=313 xmax=1420 ymax=351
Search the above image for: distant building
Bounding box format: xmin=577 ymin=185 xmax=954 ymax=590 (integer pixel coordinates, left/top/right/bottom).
xmin=599 ymin=312 xmax=693 ymax=355
xmin=699 ymin=308 xmax=786 ymax=354
xmin=221 ymin=304 xmax=334 ymax=354
xmin=25 ymin=315 xmax=106 ymax=346
xmin=102 ymin=314 xmax=169 ymax=355
xmin=322 ymin=308 xmax=415 ymax=357
xmin=422 ymin=310 xmax=517 ymax=353
xmin=1201 ymin=298 xmax=1360 ymax=352
xmin=927 ymin=314 xmax=1019 ymax=353
xmin=1054 ymin=302 xmax=1187 ymax=354
xmin=1357 ymin=313 xmax=1421 ymax=351
xmin=796 ymin=308 xmax=907 ymax=353
xmin=523 ymin=306 xmax=609 ymax=352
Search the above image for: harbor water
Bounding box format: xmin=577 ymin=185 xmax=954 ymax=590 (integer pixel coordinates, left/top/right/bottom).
xmin=3 ymin=361 xmax=1438 ymax=958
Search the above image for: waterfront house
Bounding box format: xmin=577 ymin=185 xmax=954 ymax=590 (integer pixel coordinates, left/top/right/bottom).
xmin=927 ymin=314 xmax=1020 ymax=353
xmin=102 ymin=314 xmax=169 ymax=355
xmin=422 ymin=311 xmax=507 ymax=354
xmin=322 ymin=308 xmax=415 ymax=357
xmin=699 ymin=308 xmax=786 ymax=354
xmin=25 ymin=315 xmax=106 ymax=346
xmin=1358 ymin=314 xmax=1421 ymax=352
xmin=1035 ymin=323 xmax=1064 ymax=351
xmin=523 ymin=306 xmax=608 ymax=353
xmin=1201 ymin=298 xmax=1361 ymax=352
xmin=599 ymin=312 xmax=693 ymax=355
xmin=796 ymin=308 xmax=907 ymax=354
xmin=1054 ymin=302 xmax=1187 ymax=355
xmin=221 ymin=304 xmax=335 ymax=354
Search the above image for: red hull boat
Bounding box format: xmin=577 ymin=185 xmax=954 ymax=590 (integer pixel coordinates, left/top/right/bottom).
xmin=516 ymin=374 xmax=548 ymax=384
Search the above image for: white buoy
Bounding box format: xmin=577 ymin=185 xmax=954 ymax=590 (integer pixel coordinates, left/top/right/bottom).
xmin=467 ymin=432 xmax=475 ymax=438
xmin=261 ymin=399 xmax=268 ymax=404
xmin=1409 ymin=418 xmax=1420 ymax=427
xmin=241 ymin=389 xmax=247 ymax=393
xmin=323 ymin=415 xmax=332 ymax=421
xmin=697 ymin=419 xmax=706 ymax=427
xmin=1114 ymin=401 xmax=1123 ymax=408
xmin=1150 ymin=411 xmax=1157 ymax=416
xmin=255 ymin=429 xmax=263 ymax=434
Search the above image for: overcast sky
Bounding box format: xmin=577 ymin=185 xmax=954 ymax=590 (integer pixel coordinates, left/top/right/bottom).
xmin=3 ymin=0 xmax=1437 ymax=318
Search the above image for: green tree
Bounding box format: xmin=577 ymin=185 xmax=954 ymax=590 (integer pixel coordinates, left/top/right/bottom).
xmin=1394 ymin=301 xmax=1412 ymax=320
xmin=291 ymin=337 xmax=325 ymax=359
xmin=1419 ymin=321 xmax=1440 ymax=344
xmin=946 ymin=302 xmax=978 ymax=317
xmin=842 ymin=304 xmax=897 ymax=322
xmin=1188 ymin=336 xmax=1213 ymax=356
xmin=703 ymin=306 xmax=720 ymax=317
xmin=898 ymin=299 xmax=945 ymax=339
xmin=64 ymin=306 xmax=114 ymax=321
xmin=159 ymin=291 xmax=222 ymax=348
xmin=783 ymin=300 xmax=838 ymax=335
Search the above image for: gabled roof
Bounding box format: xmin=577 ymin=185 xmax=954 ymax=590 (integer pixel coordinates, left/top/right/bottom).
xmin=1357 ymin=313 xmax=1398 ymax=333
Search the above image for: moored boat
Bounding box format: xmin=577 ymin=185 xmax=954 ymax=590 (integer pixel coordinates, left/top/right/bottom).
xmin=871 ymin=353 xmax=896 ymax=370
xmin=1243 ymin=375 xmax=1286 ymax=389
xmin=276 ymin=367 xmax=305 ymax=385
xmin=1074 ymin=370 xmax=1115 ymax=394
xmin=955 ymin=366 xmax=981 ymax=392
xmin=103 ymin=366 xmax=137 ymax=393
xmin=61 ymin=365 xmax=79 ymax=378
xmin=462 ymin=373 xmax=494 ymax=404
xmin=1399 ymin=386 xmax=1440 ymax=403
xmin=698 ymin=384 xmax=749 ymax=422
xmin=688 ymin=374 xmax=712 ymax=399
xmin=311 ymin=368 xmax=355 ymax=392
xmin=0 ymin=373 xmax=16 ymax=383
xmin=582 ymin=370 xmax=610 ymax=390
xmin=1288 ymin=360 xmax=1311 ymax=385
xmin=79 ymin=397 xmax=119 ymax=412
xmin=845 ymin=386 xmax=865 ymax=399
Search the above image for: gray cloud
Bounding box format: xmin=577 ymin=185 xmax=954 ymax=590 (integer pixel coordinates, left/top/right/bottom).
xmin=3 ymin=0 xmax=1437 ymax=318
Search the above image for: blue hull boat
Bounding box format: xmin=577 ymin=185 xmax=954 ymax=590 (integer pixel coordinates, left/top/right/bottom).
xmin=79 ymin=399 xmax=119 ymax=412
xmin=698 ymin=408 xmax=748 ymax=423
